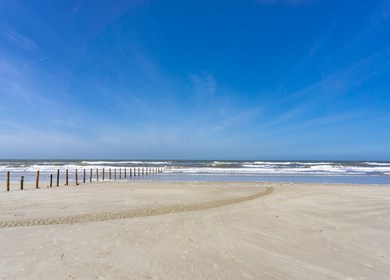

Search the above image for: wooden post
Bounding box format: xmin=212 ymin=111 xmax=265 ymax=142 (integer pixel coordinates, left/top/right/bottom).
xmin=124 ymin=168 xmax=127 ymax=179
xmin=90 ymin=168 xmax=92 ymax=183
xmin=36 ymin=171 xmax=40 ymax=189
xmin=142 ymin=167 xmax=144 ymax=176
xmin=138 ymin=167 xmax=140 ymax=176
xmin=65 ymin=170 xmax=68 ymax=186
xmin=20 ymin=176 xmax=24 ymax=190
xmin=83 ymin=169 xmax=86 ymax=183
xmin=109 ymin=168 xmax=112 ymax=180
xmin=50 ymin=174 xmax=53 ymax=188
xmin=119 ymin=168 xmax=122 ymax=180
xmin=75 ymin=169 xmax=79 ymax=185
xmin=130 ymin=168 xmax=132 ymax=177
xmin=96 ymin=168 xmax=99 ymax=182
xmin=102 ymin=168 xmax=105 ymax=181
xmin=56 ymin=169 xmax=60 ymax=187
xmin=6 ymin=171 xmax=10 ymax=191
xmin=114 ymin=169 xmax=117 ymax=180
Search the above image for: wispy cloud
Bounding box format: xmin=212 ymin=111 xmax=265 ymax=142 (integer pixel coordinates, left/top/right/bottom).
xmin=72 ymin=0 xmax=82 ymax=14
xmin=2 ymin=28 xmax=38 ymax=52
xmin=211 ymin=106 xmax=263 ymax=134
xmin=287 ymin=111 xmax=364 ymax=131
xmin=38 ymin=55 xmax=52 ymax=62
xmin=190 ymin=72 xmax=217 ymax=97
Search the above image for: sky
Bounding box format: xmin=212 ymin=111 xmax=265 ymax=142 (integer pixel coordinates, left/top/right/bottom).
xmin=0 ymin=0 xmax=390 ymax=160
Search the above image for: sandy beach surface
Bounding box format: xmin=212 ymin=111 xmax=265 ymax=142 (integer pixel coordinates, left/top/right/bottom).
xmin=1 ymin=181 xmax=390 ymax=279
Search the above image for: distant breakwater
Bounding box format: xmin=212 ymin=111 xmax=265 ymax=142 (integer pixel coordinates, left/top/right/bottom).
xmin=2 ymin=166 xmax=167 ymax=192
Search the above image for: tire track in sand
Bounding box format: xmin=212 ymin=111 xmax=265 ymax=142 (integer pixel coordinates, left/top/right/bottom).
xmin=0 ymin=187 xmax=273 ymax=228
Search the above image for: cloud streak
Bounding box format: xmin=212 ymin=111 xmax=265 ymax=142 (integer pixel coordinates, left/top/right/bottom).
xmin=2 ymin=28 xmax=38 ymax=52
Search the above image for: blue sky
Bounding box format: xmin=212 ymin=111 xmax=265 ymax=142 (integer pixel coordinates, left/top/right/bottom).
xmin=0 ymin=0 xmax=389 ymax=160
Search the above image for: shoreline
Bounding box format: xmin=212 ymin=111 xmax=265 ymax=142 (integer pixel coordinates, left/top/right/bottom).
xmin=1 ymin=181 xmax=390 ymax=279
xmin=3 ymin=178 xmax=390 ymax=193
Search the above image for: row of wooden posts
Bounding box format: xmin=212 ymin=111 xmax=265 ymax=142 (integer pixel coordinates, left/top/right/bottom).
xmin=4 ymin=166 xmax=167 ymax=191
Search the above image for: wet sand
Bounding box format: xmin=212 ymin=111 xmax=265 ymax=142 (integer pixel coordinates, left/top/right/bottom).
xmin=0 ymin=181 xmax=389 ymax=279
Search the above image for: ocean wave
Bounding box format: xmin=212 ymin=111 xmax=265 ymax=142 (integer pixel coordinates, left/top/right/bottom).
xmin=363 ymin=162 xmax=390 ymax=166
xmin=81 ymin=161 xmax=171 ymax=165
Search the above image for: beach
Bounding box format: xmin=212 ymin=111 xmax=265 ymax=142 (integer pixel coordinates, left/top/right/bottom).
xmin=1 ymin=181 xmax=390 ymax=279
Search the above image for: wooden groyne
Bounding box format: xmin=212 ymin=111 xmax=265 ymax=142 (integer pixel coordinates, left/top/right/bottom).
xmin=3 ymin=166 xmax=167 ymax=192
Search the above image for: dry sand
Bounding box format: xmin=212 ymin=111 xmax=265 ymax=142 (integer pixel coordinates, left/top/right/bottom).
xmin=0 ymin=181 xmax=389 ymax=279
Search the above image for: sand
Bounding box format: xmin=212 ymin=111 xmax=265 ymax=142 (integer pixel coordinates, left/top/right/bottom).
xmin=0 ymin=181 xmax=390 ymax=279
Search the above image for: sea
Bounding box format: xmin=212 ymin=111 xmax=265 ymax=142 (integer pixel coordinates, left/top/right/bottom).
xmin=1 ymin=160 xmax=390 ymax=185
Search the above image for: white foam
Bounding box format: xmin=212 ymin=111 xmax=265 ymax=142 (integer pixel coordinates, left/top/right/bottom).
xmin=82 ymin=161 xmax=171 ymax=165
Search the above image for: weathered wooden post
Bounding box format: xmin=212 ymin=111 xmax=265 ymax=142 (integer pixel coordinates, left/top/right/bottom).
xmin=20 ymin=176 xmax=24 ymax=190
xmin=130 ymin=168 xmax=132 ymax=177
xmin=96 ymin=168 xmax=99 ymax=182
xmin=124 ymin=168 xmax=127 ymax=179
xmin=102 ymin=168 xmax=105 ymax=181
xmin=6 ymin=171 xmax=10 ymax=191
xmin=109 ymin=168 xmax=112 ymax=180
xmin=90 ymin=168 xmax=92 ymax=183
xmin=119 ymin=168 xmax=122 ymax=180
xmin=50 ymin=174 xmax=53 ymax=188
xmin=114 ymin=169 xmax=117 ymax=180
xmin=36 ymin=171 xmax=40 ymax=189
xmin=138 ymin=167 xmax=140 ymax=176
xmin=83 ymin=169 xmax=86 ymax=183
xmin=75 ymin=169 xmax=79 ymax=185
xmin=56 ymin=169 xmax=60 ymax=187
xmin=65 ymin=169 xmax=69 ymax=186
